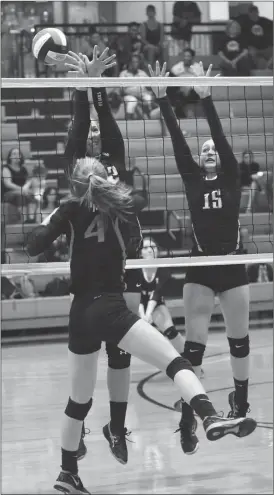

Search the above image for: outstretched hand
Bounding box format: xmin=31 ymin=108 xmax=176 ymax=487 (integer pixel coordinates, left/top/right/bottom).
xmin=191 ymin=61 xmax=220 ymax=99
xmin=65 ymin=46 xmax=116 ymax=79
xmin=148 ymin=61 xmax=169 ymax=99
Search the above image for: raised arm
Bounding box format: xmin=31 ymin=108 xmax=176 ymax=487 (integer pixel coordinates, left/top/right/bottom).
xmin=192 ymin=62 xmax=239 ymax=180
xmin=92 ymin=86 xmax=126 ymax=171
xmin=148 ymin=61 xmax=200 ymax=181
xmin=64 ymin=89 xmax=90 ymax=164
xmin=26 ymin=205 xmax=70 ymax=257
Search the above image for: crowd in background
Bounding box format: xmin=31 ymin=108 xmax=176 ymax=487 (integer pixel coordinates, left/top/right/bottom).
xmin=1 ymin=2 xmax=273 ymax=296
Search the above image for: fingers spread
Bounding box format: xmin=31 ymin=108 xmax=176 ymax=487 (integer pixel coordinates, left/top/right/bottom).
xmin=99 ymin=46 xmax=109 ymax=60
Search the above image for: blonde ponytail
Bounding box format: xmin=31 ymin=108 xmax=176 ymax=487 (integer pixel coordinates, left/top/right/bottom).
xmin=70 ymin=156 xmax=134 ymax=222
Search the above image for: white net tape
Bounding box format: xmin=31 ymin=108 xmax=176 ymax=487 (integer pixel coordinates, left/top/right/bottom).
xmin=2 ymin=76 xmax=273 ymax=88
xmin=2 ymin=254 xmax=273 ymax=276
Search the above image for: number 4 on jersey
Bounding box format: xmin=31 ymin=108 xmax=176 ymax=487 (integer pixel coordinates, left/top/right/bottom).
xmin=84 ymin=214 xmax=105 ymax=242
xmin=203 ymin=189 xmax=223 ymax=210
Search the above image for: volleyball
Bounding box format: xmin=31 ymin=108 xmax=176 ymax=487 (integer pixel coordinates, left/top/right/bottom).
xmin=32 ymin=28 xmax=68 ymax=65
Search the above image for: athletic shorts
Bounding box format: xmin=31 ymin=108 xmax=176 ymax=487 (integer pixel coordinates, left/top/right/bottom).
xmin=184 ymin=263 xmax=248 ymax=294
xmin=124 ymin=269 xmax=141 ymax=293
xmin=69 ymin=292 xmax=140 ymax=355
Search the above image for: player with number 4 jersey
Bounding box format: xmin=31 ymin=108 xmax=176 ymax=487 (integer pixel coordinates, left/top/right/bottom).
xmin=149 ymin=61 xmax=251 ymax=456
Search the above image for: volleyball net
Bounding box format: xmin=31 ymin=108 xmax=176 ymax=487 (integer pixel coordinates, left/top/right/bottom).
xmin=1 ymin=75 xmax=273 ymax=284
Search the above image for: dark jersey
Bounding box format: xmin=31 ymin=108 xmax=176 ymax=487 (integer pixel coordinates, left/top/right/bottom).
xmin=219 ymin=35 xmax=247 ymax=60
xmin=26 ymin=201 xmax=135 ymax=295
xmin=64 ymin=87 xmax=147 ymax=260
xmin=140 ymin=268 xmax=171 ymax=308
xmin=158 ymin=95 xmax=241 ymax=255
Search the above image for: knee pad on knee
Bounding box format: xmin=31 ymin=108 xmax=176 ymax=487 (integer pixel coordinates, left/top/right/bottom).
xmin=163 ymin=326 xmax=179 ymax=340
xmin=166 ymin=356 xmax=193 ymax=381
xmin=106 ymin=343 xmax=131 ymax=369
xmin=227 ymin=335 xmax=249 ymax=358
xmin=65 ymin=397 xmax=93 ymax=421
xmin=183 ymin=341 xmax=206 ymax=367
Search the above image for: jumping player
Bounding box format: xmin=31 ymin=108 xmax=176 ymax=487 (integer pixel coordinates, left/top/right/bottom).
xmin=64 ymin=47 xmax=147 ymax=465
xmin=26 ymin=155 xmax=256 ymax=495
xmin=149 ymin=61 xmax=251 ymax=455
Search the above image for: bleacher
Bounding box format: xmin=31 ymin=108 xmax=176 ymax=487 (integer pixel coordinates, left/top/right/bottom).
xmin=1 ymin=83 xmax=273 ymax=263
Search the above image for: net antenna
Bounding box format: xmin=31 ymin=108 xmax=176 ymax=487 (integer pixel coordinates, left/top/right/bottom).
xmin=1 ymin=75 xmax=273 ymax=277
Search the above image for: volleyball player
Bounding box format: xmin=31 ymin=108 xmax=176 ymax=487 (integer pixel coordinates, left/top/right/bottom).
xmin=149 ymin=61 xmax=251 ymax=455
xmin=27 ymin=155 xmax=256 ymax=495
xmin=139 ymin=236 xmax=185 ymax=353
xmin=64 ymin=47 xmax=147 ymax=464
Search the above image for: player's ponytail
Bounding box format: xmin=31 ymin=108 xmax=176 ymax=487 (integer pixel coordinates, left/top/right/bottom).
xmin=70 ymin=157 xmax=134 ymax=222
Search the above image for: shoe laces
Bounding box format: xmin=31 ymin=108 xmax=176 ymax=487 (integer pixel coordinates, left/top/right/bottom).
xmin=111 ymin=427 xmax=134 ymax=445
xmin=83 ymin=427 xmax=90 ymax=438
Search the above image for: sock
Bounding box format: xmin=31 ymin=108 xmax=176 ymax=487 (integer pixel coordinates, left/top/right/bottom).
xmin=234 ymin=378 xmax=249 ymax=405
xmin=183 ymin=341 xmax=206 ymax=378
xmin=110 ymin=401 xmax=127 ymax=433
xmin=190 ymin=394 xmax=217 ymax=420
xmin=61 ymin=448 xmax=78 ymax=475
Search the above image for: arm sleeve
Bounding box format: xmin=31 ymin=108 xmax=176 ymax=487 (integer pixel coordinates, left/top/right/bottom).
xmin=64 ymin=90 xmax=90 ymax=166
xmin=201 ymin=96 xmax=239 ymax=181
xmin=92 ymin=87 xmax=126 ymax=172
xmin=151 ymin=269 xmax=171 ymax=302
xmin=158 ymin=96 xmax=200 ymax=180
xmin=26 ymin=206 xmax=69 ymax=257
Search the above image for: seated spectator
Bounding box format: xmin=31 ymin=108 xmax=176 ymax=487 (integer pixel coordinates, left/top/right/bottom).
xmin=239 ymin=149 xmax=264 ymax=212
xmin=170 ymin=1 xmax=201 ymax=54
xmin=218 ymin=20 xmax=251 ymax=76
xmin=247 ymin=263 xmax=273 ymax=283
xmin=140 ymin=5 xmax=164 ymax=67
xmin=117 ymin=22 xmax=144 ymax=71
xmin=2 ymin=147 xmax=32 ymax=223
xmin=38 ymin=186 xmax=59 ymax=222
xmin=241 ymin=5 xmax=273 ymax=70
xmin=119 ymin=54 xmax=155 ymax=119
xmin=81 ymin=29 xmax=107 ymax=61
xmin=167 ymin=48 xmax=200 ymax=118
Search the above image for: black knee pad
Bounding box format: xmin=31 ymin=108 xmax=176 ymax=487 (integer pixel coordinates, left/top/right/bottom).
xmin=106 ymin=342 xmax=131 ymax=369
xmin=183 ymin=341 xmax=206 ymax=367
xmin=227 ymin=335 xmax=250 ymax=358
xmin=163 ymin=326 xmax=179 ymax=340
xmin=166 ymin=356 xmax=193 ymax=380
xmin=65 ymin=397 xmax=93 ymax=421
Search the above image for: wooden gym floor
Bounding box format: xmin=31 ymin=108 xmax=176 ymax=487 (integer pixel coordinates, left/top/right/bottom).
xmin=2 ymin=327 xmax=273 ymax=494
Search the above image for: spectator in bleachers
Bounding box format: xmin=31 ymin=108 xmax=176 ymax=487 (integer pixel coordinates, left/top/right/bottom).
xmin=119 ymin=54 xmax=155 ymax=119
xmin=241 ymin=5 xmax=273 ymax=70
xmin=23 ymin=163 xmax=47 ymax=223
xmin=167 ymin=48 xmax=200 ymax=118
xmin=140 ymin=5 xmax=164 ymax=68
xmin=239 ymin=149 xmax=263 ymax=212
xmin=80 ymin=29 xmax=107 ymax=61
xmin=117 ymin=22 xmax=144 ymax=71
xmin=170 ymin=1 xmax=201 ymax=50
xmin=39 ymin=186 xmax=59 ymax=222
xmin=1 ymin=147 xmax=32 ymax=223
xmin=218 ymin=20 xmax=251 ymax=76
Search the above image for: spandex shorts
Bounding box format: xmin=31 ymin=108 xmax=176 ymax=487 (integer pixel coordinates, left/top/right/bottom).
xmin=69 ymin=292 xmax=140 ymax=355
xmin=184 ymin=263 xmax=248 ymax=294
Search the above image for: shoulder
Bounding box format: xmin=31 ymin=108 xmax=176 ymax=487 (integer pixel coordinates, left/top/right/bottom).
xmin=171 ymin=61 xmax=185 ymax=75
xmin=138 ymin=70 xmax=149 ymax=77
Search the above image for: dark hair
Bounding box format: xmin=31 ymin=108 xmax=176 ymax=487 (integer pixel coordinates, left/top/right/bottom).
xmin=70 ymin=157 xmax=134 ymax=222
xmin=128 ymin=22 xmax=139 ymax=29
xmin=242 ymin=149 xmax=254 ymax=160
xmin=147 ymin=5 xmax=156 ymax=12
xmin=42 ymin=186 xmax=59 ymax=209
xmin=183 ymin=47 xmax=195 ymax=57
xmin=248 ymin=5 xmax=259 ymax=13
xmin=6 ymin=147 xmax=24 ymax=167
